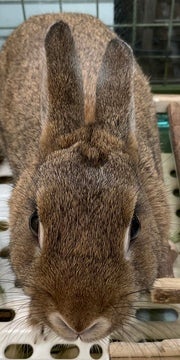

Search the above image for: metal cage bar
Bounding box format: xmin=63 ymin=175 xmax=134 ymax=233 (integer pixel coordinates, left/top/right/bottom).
xmin=132 ymin=0 xmax=137 ymax=47
xmin=163 ymin=0 xmax=176 ymax=85
xmin=21 ymin=0 xmax=26 ymax=20
xmin=58 ymin=0 xmax=63 ymax=12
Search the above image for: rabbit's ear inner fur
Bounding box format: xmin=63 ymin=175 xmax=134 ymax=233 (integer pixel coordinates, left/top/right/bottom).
xmin=95 ymin=38 xmax=135 ymax=140
xmin=40 ymin=21 xmax=84 ymax=152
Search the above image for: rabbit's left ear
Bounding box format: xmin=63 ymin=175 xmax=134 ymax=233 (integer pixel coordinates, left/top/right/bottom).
xmin=95 ymin=38 xmax=135 ymax=140
xmin=40 ymin=21 xmax=84 ymax=154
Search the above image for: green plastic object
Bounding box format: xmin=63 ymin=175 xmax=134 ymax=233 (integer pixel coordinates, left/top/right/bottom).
xmin=157 ymin=113 xmax=171 ymax=153
xmin=157 ymin=113 xmax=169 ymax=129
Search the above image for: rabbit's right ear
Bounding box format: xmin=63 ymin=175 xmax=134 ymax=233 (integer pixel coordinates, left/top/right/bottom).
xmin=40 ymin=21 xmax=84 ymax=155
xmin=95 ymin=38 xmax=135 ymax=140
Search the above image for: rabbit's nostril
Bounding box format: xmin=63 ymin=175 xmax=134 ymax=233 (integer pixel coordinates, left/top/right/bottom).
xmin=79 ymin=318 xmax=111 ymax=341
xmin=48 ymin=312 xmax=78 ymax=341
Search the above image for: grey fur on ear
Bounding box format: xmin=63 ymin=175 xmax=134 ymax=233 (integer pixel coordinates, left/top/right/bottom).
xmin=41 ymin=21 xmax=84 ymax=136
xmin=95 ymin=38 xmax=135 ymax=139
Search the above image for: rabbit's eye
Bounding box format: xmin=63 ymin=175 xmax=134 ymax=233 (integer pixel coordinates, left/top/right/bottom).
xmin=29 ymin=210 xmax=39 ymax=237
xmin=130 ymin=214 xmax=140 ymax=241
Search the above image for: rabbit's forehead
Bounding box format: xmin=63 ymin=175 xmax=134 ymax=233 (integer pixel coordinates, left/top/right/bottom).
xmin=36 ymin=162 xmax=137 ymax=252
xmin=38 ymin=162 xmax=137 ymax=204
xmin=37 ymin=176 xmax=137 ymax=229
xmin=37 ymin=154 xmax=137 ymax=223
xmin=38 ymin=151 xmax=136 ymax=189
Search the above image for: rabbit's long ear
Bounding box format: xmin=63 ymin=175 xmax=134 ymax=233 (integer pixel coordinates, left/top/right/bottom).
xmin=95 ymin=38 xmax=135 ymax=140
xmin=40 ymin=21 xmax=84 ymax=151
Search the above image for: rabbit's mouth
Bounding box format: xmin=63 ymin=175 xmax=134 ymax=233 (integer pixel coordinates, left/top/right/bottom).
xmin=47 ymin=311 xmax=111 ymax=342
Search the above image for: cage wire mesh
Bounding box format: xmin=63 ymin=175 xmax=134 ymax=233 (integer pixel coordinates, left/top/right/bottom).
xmin=0 ymin=0 xmax=179 ymax=90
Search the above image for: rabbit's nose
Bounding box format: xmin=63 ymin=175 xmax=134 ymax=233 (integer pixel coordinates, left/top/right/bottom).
xmin=48 ymin=312 xmax=110 ymax=341
xmin=78 ymin=318 xmax=111 ymax=342
xmin=49 ymin=312 xmax=78 ymax=340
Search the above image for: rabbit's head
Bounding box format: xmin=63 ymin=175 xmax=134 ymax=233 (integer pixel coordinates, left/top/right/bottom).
xmin=9 ymin=21 xmax=167 ymax=341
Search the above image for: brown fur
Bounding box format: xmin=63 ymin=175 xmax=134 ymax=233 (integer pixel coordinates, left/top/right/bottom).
xmin=0 ymin=13 xmax=171 ymax=341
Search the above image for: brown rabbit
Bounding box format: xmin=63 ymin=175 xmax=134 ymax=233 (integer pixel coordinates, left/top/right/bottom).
xmin=0 ymin=13 xmax=171 ymax=342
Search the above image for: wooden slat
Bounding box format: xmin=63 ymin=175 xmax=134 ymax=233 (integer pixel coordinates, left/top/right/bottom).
xmin=151 ymin=278 xmax=180 ymax=303
xmin=111 ymin=358 xmax=180 ymax=360
xmin=168 ymin=102 xmax=180 ymax=184
xmin=110 ymin=339 xmax=180 ymax=358
xmin=154 ymin=95 xmax=180 ymax=112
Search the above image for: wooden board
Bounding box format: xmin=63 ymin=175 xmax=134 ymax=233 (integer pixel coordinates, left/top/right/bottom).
xmin=168 ymin=102 xmax=180 ymax=184
xmin=151 ymin=278 xmax=180 ymax=303
xmin=109 ymin=339 xmax=180 ymax=358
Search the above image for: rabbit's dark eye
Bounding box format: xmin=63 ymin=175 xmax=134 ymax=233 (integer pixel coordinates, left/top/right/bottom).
xmin=130 ymin=214 xmax=140 ymax=241
xmin=29 ymin=210 xmax=39 ymax=237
